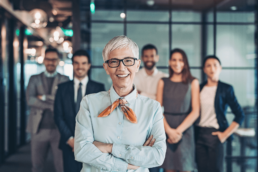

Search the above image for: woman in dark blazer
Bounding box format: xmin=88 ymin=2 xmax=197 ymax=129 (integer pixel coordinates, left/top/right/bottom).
xmin=195 ymin=55 xmax=245 ymax=172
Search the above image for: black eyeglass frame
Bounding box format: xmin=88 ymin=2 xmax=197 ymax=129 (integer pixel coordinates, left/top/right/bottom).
xmin=105 ymin=57 xmax=138 ymax=68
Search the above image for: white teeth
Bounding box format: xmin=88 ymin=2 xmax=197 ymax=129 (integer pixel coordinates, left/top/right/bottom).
xmin=117 ymin=74 xmax=129 ymax=78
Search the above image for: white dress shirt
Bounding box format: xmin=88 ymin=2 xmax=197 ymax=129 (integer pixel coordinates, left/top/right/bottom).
xmin=74 ymin=76 xmax=89 ymax=103
xmin=67 ymin=76 xmax=89 ymax=143
xmin=198 ymin=86 xmax=219 ymax=129
xmin=134 ymin=67 xmax=168 ymax=100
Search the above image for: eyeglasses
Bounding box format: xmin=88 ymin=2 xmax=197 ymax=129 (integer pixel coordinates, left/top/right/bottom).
xmin=44 ymin=57 xmax=59 ymax=62
xmin=105 ymin=57 xmax=138 ymax=68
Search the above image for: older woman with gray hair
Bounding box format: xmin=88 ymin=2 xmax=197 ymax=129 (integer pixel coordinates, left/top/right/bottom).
xmin=74 ymin=35 xmax=166 ymax=172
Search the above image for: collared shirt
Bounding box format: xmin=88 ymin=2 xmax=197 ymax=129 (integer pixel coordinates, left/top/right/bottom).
xmin=134 ymin=67 xmax=168 ymax=100
xmin=44 ymin=70 xmax=57 ymax=77
xmin=74 ymin=86 xmax=166 ymax=172
xmin=74 ymin=76 xmax=89 ymax=103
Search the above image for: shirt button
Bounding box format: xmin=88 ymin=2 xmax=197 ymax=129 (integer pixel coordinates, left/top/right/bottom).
xmin=119 ymin=154 xmax=121 ymax=157
xmin=117 ymin=136 xmax=120 ymax=139
xmin=119 ymin=122 xmax=122 ymax=125
xmin=131 ymin=157 xmax=134 ymax=159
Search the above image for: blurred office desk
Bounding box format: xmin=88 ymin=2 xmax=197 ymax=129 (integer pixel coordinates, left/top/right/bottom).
xmin=233 ymin=128 xmax=256 ymax=172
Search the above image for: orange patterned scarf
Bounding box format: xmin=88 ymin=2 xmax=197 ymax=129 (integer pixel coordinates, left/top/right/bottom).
xmin=98 ymin=98 xmax=137 ymax=123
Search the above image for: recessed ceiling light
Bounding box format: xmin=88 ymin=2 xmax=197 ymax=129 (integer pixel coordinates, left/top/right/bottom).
xmin=147 ymin=0 xmax=155 ymax=6
xmin=231 ymin=6 xmax=237 ymax=11
xmin=52 ymin=9 xmax=58 ymax=15
xmin=49 ymin=16 xmax=54 ymax=22
xmin=120 ymin=13 xmax=126 ymax=19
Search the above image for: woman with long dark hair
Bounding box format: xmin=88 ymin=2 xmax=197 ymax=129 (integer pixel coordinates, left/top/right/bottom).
xmin=156 ymin=48 xmax=200 ymax=172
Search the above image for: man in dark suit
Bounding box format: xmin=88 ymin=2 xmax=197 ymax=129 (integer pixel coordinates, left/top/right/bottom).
xmin=26 ymin=48 xmax=69 ymax=172
xmin=54 ymin=50 xmax=105 ymax=172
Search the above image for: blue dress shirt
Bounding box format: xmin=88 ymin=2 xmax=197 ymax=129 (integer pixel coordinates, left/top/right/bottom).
xmin=74 ymin=86 xmax=166 ymax=172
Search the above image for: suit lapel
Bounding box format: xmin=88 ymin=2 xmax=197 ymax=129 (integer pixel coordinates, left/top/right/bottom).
xmin=214 ymin=80 xmax=221 ymax=115
xmin=85 ymin=80 xmax=94 ymax=95
xmin=41 ymin=72 xmax=48 ymax=94
xmin=51 ymin=73 xmax=60 ymax=95
xmin=69 ymin=81 xmax=76 ymax=114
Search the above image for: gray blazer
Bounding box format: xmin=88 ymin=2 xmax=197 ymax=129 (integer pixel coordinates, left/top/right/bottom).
xmin=26 ymin=72 xmax=69 ymax=134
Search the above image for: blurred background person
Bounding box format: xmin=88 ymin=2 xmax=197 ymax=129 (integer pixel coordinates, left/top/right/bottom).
xmin=134 ymin=44 xmax=168 ymax=101
xmin=195 ymin=56 xmax=245 ymax=172
xmin=26 ymin=48 xmax=69 ymax=172
xmin=54 ymin=50 xmax=105 ymax=172
xmin=156 ymin=48 xmax=200 ymax=172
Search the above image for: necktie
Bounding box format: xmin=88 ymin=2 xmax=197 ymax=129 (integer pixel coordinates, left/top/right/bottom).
xmin=98 ymin=98 xmax=137 ymax=123
xmin=76 ymin=82 xmax=82 ymax=113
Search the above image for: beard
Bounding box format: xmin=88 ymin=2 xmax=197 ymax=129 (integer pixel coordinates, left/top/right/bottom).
xmin=144 ymin=61 xmax=156 ymax=70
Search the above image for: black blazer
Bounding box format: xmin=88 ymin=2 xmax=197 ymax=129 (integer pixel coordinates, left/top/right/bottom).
xmin=54 ymin=79 xmax=105 ymax=148
xmin=199 ymin=81 xmax=245 ymax=139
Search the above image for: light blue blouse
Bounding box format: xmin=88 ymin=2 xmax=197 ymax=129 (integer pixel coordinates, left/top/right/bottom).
xmin=74 ymin=86 xmax=166 ymax=172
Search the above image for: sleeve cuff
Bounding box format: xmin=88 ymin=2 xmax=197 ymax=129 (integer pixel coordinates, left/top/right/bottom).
xmin=112 ymin=143 xmax=135 ymax=161
xmin=111 ymin=143 xmax=125 ymax=159
xmin=42 ymin=95 xmax=46 ymax=101
xmin=112 ymin=157 xmax=128 ymax=172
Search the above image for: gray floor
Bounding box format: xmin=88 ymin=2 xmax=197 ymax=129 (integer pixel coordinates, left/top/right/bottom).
xmin=0 ymin=143 xmax=56 ymax=172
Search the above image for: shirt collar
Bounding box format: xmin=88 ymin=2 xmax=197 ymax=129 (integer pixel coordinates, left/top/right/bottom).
xmin=74 ymin=76 xmax=89 ymax=86
xmin=143 ymin=67 xmax=158 ymax=76
xmin=44 ymin=70 xmax=57 ymax=77
xmin=110 ymin=85 xmax=137 ymax=105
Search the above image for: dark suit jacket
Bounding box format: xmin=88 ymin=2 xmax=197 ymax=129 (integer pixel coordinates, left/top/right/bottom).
xmin=199 ymin=81 xmax=245 ymax=140
xmin=54 ymin=79 xmax=105 ymax=148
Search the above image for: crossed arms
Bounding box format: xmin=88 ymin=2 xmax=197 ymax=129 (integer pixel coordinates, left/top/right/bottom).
xmin=26 ymin=76 xmax=54 ymax=111
xmin=74 ymin=97 xmax=166 ymax=172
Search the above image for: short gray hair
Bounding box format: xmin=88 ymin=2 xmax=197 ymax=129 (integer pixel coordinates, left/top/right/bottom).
xmin=102 ymin=35 xmax=139 ymax=62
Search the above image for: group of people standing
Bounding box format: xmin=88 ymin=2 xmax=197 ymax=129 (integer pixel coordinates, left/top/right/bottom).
xmin=26 ymin=35 xmax=245 ymax=172
xmin=134 ymin=44 xmax=245 ymax=172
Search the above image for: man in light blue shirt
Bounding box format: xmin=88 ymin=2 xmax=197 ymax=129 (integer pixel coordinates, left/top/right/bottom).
xmin=74 ymin=35 xmax=166 ymax=172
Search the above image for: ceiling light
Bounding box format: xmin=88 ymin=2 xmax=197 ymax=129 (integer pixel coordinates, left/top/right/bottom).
xmin=25 ymin=48 xmax=36 ymax=56
xmin=146 ymin=0 xmax=155 ymax=6
xmin=49 ymin=27 xmax=64 ymax=44
xmin=49 ymin=16 xmax=54 ymax=22
xmin=231 ymin=6 xmax=237 ymax=10
xmin=59 ymin=61 xmax=65 ymax=66
xmin=62 ymin=40 xmax=72 ymax=53
xmin=52 ymin=9 xmax=58 ymax=15
xmin=37 ymin=56 xmax=44 ymax=64
xmin=90 ymin=0 xmax=95 ymax=14
xmin=30 ymin=9 xmax=48 ymax=28
xmin=120 ymin=13 xmax=126 ymax=19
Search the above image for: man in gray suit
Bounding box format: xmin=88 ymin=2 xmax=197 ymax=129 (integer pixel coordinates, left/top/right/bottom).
xmin=26 ymin=48 xmax=69 ymax=172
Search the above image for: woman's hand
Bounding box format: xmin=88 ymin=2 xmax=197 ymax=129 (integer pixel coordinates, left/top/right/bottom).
xmin=128 ymin=164 xmax=139 ymax=170
xmin=93 ymin=141 xmax=113 ymax=153
xmin=212 ymin=131 xmax=227 ymax=143
xmin=143 ymin=135 xmax=156 ymax=147
xmin=167 ymin=128 xmax=182 ymax=144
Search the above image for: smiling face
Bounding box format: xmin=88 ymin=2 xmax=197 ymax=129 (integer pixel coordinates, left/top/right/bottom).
xmin=73 ymin=55 xmax=91 ymax=80
xmin=169 ymin=52 xmax=184 ymax=74
xmin=103 ymin=47 xmax=141 ymax=92
xmin=203 ymin=58 xmax=222 ymax=81
xmin=142 ymin=49 xmax=159 ymax=70
xmin=44 ymin=51 xmax=59 ymax=73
